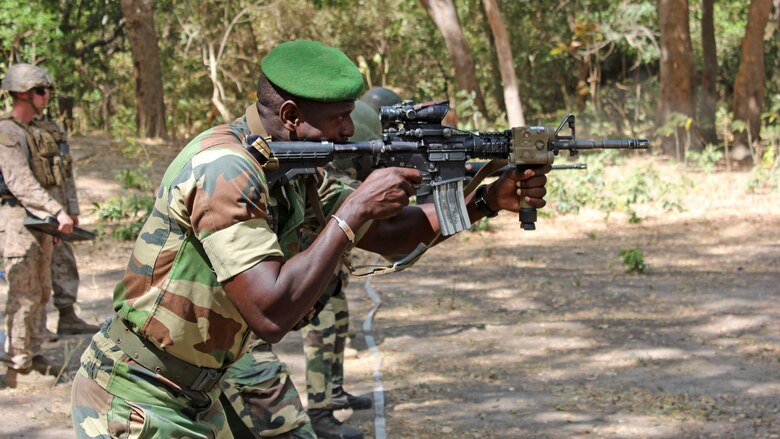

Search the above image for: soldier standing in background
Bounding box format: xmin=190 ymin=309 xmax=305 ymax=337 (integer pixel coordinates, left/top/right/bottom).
xmin=30 ymin=114 xmax=99 ymax=338
xmin=0 ymin=63 xmax=76 ymax=387
xmin=299 ymin=99 xmax=383 ymax=439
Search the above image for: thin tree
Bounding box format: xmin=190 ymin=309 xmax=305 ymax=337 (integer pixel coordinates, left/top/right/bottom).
xmin=482 ymin=0 xmax=525 ymax=126
xmin=120 ymin=0 xmax=167 ymax=139
xmin=419 ymin=0 xmax=487 ymax=116
xmin=699 ymin=0 xmax=718 ymax=144
xmin=657 ymin=0 xmax=697 ymax=158
xmin=732 ymin=0 xmax=773 ymax=162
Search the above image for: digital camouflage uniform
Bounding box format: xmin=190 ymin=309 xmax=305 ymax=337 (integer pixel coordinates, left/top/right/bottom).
xmin=0 ymin=114 xmax=68 ymax=370
xmin=31 ymin=116 xmax=81 ymax=308
xmin=72 ymin=109 xmax=355 ymax=438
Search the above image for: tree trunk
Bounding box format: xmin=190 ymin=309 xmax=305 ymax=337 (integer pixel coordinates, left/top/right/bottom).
xmin=732 ymin=0 xmax=772 ymax=160
xmin=657 ymin=0 xmax=697 ymax=158
xmin=120 ymin=0 xmax=167 ymax=139
xmin=482 ymin=0 xmax=525 ymax=126
xmin=699 ymin=0 xmax=718 ymax=144
xmin=420 ymin=0 xmax=487 ymax=116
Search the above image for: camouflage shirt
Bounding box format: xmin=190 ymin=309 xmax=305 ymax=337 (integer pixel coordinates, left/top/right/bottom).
xmin=111 ymin=114 xmax=356 ymax=371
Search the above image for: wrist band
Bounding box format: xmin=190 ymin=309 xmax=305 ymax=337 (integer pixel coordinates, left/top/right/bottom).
xmin=331 ymin=215 xmax=355 ymax=244
xmin=473 ymin=185 xmax=499 ymax=218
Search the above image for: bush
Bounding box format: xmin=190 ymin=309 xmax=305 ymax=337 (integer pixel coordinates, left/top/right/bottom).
xmin=619 ymin=247 xmax=648 ymax=273
xmin=93 ymin=168 xmax=155 ymax=241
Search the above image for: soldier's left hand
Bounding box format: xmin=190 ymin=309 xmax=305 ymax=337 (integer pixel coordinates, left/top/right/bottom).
xmin=487 ymin=165 xmax=552 ymax=212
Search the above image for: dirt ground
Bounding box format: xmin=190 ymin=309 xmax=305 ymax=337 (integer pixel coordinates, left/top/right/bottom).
xmin=0 ymin=135 xmax=778 ymax=438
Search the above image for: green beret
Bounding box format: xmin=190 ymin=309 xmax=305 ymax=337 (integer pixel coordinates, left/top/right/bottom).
xmin=261 ymin=40 xmax=364 ymax=102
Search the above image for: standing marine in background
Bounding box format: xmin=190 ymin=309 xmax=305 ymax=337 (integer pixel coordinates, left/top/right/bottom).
xmin=0 ymin=63 xmax=76 ymax=387
xmin=31 ymin=111 xmax=100 ymax=339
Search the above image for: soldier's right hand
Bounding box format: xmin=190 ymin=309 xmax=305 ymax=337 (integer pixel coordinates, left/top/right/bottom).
xmin=56 ymin=210 xmax=75 ymax=235
xmin=341 ymin=167 xmax=421 ymax=222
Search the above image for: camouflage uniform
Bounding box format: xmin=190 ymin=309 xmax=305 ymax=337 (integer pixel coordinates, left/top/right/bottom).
xmin=0 ymin=115 xmax=66 ymax=371
xmin=302 ymin=100 xmax=381 ymax=411
xmin=301 ymin=278 xmax=350 ymax=409
xmin=72 ymin=109 xmax=355 ymax=438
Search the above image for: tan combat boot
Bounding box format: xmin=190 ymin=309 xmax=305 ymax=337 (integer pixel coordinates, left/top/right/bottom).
xmin=57 ymin=306 xmax=100 ymax=335
xmin=4 ymin=368 xmax=57 ymax=388
xmin=31 ymin=354 xmax=61 ymax=376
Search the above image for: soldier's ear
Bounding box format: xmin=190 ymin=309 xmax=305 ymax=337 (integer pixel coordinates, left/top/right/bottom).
xmin=279 ymin=100 xmax=300 ymax=132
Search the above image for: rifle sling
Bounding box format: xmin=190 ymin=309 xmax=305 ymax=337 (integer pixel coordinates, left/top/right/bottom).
xmin=245 ymin=104 xmax=269 ymax=138
xmin=305 ymin=176 xmax=328 ymax=228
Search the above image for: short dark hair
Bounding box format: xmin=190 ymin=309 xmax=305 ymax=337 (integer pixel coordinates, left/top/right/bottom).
xmin=256 ymin=74 xmax=295 ymax=113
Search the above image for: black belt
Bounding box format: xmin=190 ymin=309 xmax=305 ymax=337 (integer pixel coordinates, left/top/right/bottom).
xmin=106 ymin=317 xmax=225 ymax=392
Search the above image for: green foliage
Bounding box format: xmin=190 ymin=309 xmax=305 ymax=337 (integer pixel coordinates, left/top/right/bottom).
xmin=2 ymin=0 xmax=775 ymax=166
xmin=469 ymin=217 xmax=491 ymax=233
xmin=746 ymin=146 xmax=780 ymax=193
xmin=746 ymin=94 xmax=780 ymax=192
xmin=93 ymin=167 xmax=154 ymax=241
xmin=686 ymin=144 xmax=723 ymax=174
xmin=546 ymin=151 xmax=687 ymax=224
xmin=92 ymin=192 xmax=154 ymax=241
xmin=0 ymin=1 xmax=61 ymax=66
xmin=619 ymin=247 xmax=648 ymax=273
xmin=115 ymin=168 xmax=152 ymax=191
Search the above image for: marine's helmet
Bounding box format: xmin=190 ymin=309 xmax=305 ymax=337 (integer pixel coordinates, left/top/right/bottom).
xmin=349 ymin=100 xmax=381 ymax=142
xmin=359 ymin=86 xmax=402 ymax=114
xmin=1 ymin=63 xmax=54 ymax=93
xmin=342 ymin=101 xmax=382 ymax=181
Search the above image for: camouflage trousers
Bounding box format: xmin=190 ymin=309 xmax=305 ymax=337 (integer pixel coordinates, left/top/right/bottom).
xmin=72 ymin=324 xmax=314 ymax=438
xmin=38 ymin=242 xmax=80 ymax=336
xmin=3 ymin=231 xmax=52 ymax=370
xmin=301 ymin=285 xmax=349 ymax=409
xmin=220 ymin=340 xmax=315 ymax=438
xmin=50 ymin=241 xmax=80 ymax=310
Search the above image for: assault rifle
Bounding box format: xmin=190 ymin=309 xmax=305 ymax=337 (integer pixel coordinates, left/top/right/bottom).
xmin=246 ymin=100 xmax=648 ymax=236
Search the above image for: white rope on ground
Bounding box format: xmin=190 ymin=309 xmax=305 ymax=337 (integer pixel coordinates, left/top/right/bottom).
xmin=362 ymin=276 xmax=386 ymax=439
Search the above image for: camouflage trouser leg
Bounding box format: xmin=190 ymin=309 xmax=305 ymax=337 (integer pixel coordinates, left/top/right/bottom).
xmin=220 ymin=340 xmax=315 ymax=438
xmin=72 ymin=326 xmax=231 ymax=438
xmin=301 ymin=286 xmax=350 ymax=409
xmin=3 ymin=235 xmax=52 ymax=370
xmin=51 ymin=241 xmax=79 ymax=310
xmin=330 ymin=288 xmax=349 ymax=391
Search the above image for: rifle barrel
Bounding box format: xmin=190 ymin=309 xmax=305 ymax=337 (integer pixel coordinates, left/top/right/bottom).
xmin=566 ymin=139 xmax=649 ymax=150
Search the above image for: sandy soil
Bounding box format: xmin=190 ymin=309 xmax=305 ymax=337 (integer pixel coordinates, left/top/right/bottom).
xmin=0 ymin=136 xmax=778 ymax=438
